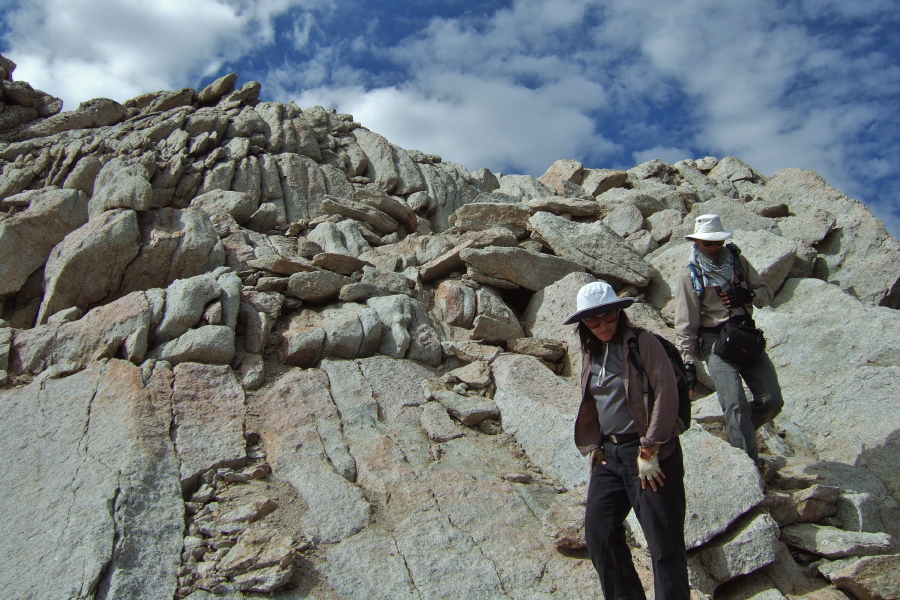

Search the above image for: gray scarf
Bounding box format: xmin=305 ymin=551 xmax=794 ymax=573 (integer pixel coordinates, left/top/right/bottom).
xmin=690 ymin=245 xmax=734 ymax=290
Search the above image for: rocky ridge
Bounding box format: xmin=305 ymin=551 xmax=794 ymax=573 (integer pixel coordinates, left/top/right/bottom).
xmin=2 ymin=54 xmax=900 ymax=600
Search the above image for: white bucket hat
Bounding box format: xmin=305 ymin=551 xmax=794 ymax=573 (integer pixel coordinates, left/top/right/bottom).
xmin=562 ymin=280 xmax=634 ymax=325
xmin=685 ymin=214 xmax=733 ymax=242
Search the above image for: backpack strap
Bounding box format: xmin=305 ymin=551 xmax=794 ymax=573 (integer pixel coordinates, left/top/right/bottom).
xmin=727 ymin=243 xmax=747 ymax=287
xmin=626 ymin=336 xmax=651 ymax=423
xmin=688 ymin=262 xmax=705 ymax=296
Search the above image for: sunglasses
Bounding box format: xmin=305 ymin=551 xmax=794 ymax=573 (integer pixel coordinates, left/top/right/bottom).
xmin=583 ymin=310 xmax=619 ymax=327
xmin=701 ymin=240 xmax=725 ymax=247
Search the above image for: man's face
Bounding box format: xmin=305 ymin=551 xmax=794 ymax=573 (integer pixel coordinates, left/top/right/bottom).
xmin=695 ymin=239 xmax=724 ymax=258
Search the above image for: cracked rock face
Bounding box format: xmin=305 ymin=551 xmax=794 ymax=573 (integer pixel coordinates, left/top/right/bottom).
xmin=1 ymin=62 xmax=900 ymax=600
xmin=0 ymin=360 xmax=183 ymax=599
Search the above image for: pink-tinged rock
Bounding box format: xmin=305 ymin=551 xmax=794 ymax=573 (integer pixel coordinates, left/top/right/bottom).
xmin=433 ymin=280 xmax=477 ymax=328
xmin=0 ymin=360 xmax=183 ymax=598
xmin=171 ymin=362 xmax=246 ymax=489
xmin=11 ymin=290 xmax=152 ymax=375
xmin=37 ymin=208 xmax=141 ymax=324
xmin=257 ymin=369 xmax=370 ymax=543
xmin=538 ymin=158 xmax=584 ymax=195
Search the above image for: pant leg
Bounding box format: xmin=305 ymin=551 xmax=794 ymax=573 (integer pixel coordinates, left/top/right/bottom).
xmin=621 ymin=442 xmax=691 ymax=600
xmin=702 ymin=331 xmax=758 ymax=459
xmin=584 ymin=443 xmax=647 ymax=600
xmin=739 ymin=350 xmax=784 ymax=429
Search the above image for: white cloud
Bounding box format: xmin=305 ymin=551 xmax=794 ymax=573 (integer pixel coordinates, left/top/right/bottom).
xmin=1 ymin=0 xmax=309 ymax=108
xmin=596 ymin=0 xmax=900 ymax=211
xmin=1 ymin=0 xmax=897 ymax=238
xmin=293 ymin=74 xmax=616 ymax=175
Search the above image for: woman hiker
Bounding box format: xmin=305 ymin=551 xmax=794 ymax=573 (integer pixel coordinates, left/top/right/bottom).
xmin=565 ymin=280 xmax=690 ymax=600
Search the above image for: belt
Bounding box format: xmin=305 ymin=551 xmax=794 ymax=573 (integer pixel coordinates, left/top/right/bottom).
xmin=605 ymin=432 xmax=640 ymax=444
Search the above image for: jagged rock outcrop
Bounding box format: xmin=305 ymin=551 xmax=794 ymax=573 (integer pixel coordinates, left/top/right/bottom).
xmin=1 ymin=58 xmax=899 ymax=599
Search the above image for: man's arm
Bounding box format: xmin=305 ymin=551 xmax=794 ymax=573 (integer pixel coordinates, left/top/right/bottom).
xmin=674 ymin=269 xmax=701 ymax=365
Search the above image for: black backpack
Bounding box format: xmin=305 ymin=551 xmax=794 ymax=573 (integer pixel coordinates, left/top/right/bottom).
xmin=626 ymin=330 xmax=692 ymax=428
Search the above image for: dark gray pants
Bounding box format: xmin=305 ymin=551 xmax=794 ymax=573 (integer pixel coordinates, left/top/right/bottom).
xmin=584 ymin=440 xmax=689 ymax=600
xmin=701 ymin=331 xmax=784 ymax=460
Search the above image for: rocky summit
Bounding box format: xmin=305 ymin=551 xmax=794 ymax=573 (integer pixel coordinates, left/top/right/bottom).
xmin=2 ymin=53 xmax=900 ymax=600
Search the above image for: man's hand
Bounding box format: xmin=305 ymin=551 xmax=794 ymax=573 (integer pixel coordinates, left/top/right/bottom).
xmin=684 ymin=363 xmax=697 ymax=398
xmin=721 ymin=286 xmax=754 ymax=308
xmin=637 ymin=445 xmax=665 ymax=491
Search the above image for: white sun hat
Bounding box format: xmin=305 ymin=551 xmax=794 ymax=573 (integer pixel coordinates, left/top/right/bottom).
xmin=562 ymin=280 xmax=634 ymax=325
xmin=685 ymin=214 xmax=733 ymax=242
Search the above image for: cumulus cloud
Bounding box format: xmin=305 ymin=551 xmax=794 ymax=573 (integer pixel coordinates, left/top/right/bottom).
xmin=279 ymin=0 xmax=620 ymax=174
xmin=294 ymin=75 xmax=616 ymax=175
xmin=0 ymin=0 xmax=310 ymax=108
xmin=1 ymin=0 xmax=898 ymax=237
xmin=581 ymin=1 xmax=893 ymax=187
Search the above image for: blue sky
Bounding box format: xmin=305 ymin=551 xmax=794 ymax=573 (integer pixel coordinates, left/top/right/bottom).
xmin=2 ymin=0 xmax=899 ymax=237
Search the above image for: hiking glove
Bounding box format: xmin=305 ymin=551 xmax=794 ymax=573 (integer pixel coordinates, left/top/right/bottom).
xmin=723 ymin=286 xmax=754 ymax=308
xmin=684 ymin=363 xmax=697 ymax=393
xmin=637 ymin=454 xmax=663 ymax=486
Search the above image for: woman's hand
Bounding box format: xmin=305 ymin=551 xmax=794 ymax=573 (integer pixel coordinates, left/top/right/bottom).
xmin=589 ymin=447 xmax=606 ymax=472
xmin=637 ymin=445 xmax=665 ymax=491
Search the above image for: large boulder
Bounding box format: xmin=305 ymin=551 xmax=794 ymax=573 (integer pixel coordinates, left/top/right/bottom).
xmin=11 ymin=290 xmax=155 ymax=375
xmin=528 ymin=211 xmax=653 ymax=287
xmin=679 ymin=427 xmax=765 ymax=548
xmin=460 ymin=246 xmax=584 ymax=291
xmin=190 ymin=189 xmax=258 ymax=224
xmin=760 ymin=169 xmax=900 ymax=308
xmin=155 ymin=273 xmax=222 ymax=343
xmin=450 ymin=202 xmax=534 ymax=237
xmin=351 ymin=128 xmax=400 ymax=193
xmin=522 ymin=271 xmax=597 ymax=379
xmin=758 ymin=278 xmax=900 ymax=502
xmin=37 ymin=209 xmax=141 ymax=324
xmin=491 ymin=353 xmax=587 ymax=489
xmin=687 ymin=511 xmax=781 ymax=596
xmin=147 ymin=325 xmax=235 ymax=366
xmin=115 ymin=208 xmax=225 ymax=297
xmin=0 ymin=188 xmax=89 ymax=297
xmin=89 ymin=159 xmax=153 ymax=217
xmin=818 ymin=554 xmax=900 ymax=600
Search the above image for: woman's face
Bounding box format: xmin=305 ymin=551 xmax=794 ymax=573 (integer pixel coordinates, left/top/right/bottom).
xmin=583 ymin=310 xmax=618 ymax=343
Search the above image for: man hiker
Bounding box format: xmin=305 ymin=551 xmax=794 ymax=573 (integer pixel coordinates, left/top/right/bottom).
xmin=674 ymin=214 xmax=784 ymax=462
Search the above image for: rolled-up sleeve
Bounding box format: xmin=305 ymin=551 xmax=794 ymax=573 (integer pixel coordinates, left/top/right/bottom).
xmin=674 ymin=269 xmax=701 ymax=365
xmin=639 ymin=332 xmax=681 ymax=447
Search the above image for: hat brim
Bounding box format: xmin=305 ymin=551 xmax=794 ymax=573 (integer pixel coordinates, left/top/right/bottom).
xmin=562 ymin=297 xmax=635 ymax=325
xmin=686 ymin=230 xmax=733 ymax=242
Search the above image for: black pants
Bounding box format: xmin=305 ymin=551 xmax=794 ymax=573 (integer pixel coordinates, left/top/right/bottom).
xmin=584 ymin=440 xmax=690 ymax=600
